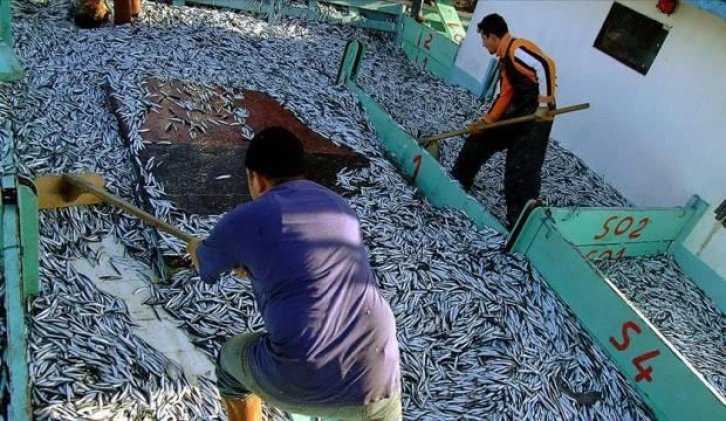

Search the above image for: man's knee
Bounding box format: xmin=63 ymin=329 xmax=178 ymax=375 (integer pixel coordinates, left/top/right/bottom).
xmin=215 ymin=353 xmax=252 ymax=399
xmin=215 ymin=333 xmax=263 ymax=399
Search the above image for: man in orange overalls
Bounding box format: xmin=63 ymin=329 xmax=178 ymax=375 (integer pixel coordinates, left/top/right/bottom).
xmin=452 ymin=13 xmax=557 ymax=229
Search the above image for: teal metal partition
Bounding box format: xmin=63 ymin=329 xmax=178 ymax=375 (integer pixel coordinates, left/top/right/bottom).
xmin=339 ymin=40 xmax=505 ymax=234
xmin=337 ymin=40 xmax=726 ymax=420
xmin=399 ymin=15 xmax=459 ymax=81
xmin=540 ymin=196 xmax=725 ymax=314
xmin=1 ymin=128 xmax=39 ymax=421
xmin=430 ymin=0 xmax=465 ymax=42
xmin=0 ymin=0 xmax=25 ymax=82
xmin=548 ymin=197 xmax=707 ymax=261
xmin=173 ymin=0 xmax=404 ymax=34
xmin=671 ymin=241 xmax=726 ymax=314
xmin=509 ymin=208 xmax=726 ymax=420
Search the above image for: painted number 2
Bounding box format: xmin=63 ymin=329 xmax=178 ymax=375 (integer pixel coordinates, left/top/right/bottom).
xmin=594 ymin=215 xmax=651 ymax=241
xmin=609 ymin=321 xmax=661 ymax=383
xmin=417 ymin=33 xmax=433 ymax=50
xmin=415 ymin=33 xmax=433 ymax=70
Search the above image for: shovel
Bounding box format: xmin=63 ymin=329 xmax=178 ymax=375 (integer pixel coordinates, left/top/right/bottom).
xmin=418 ymin=102 xmax=590 ymax=160
xmin=35 ymin=173 xmax=195 ymax=243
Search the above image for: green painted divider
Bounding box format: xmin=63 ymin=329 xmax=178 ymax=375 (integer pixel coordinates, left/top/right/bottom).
xmin=433 ymin=0 xmax=465 ymax=43
xmin=671 ymin=242 xmax=726 ymax=314
xmin=549 ymin=196 xmax=708 ymax=261
xmin=173 ymin=0 xmax=270 ymax=13
xmin=321 ymin=0 xmax=404 ymax=17
xmin=510 ymin=208 xmax=726 ymax=420
xmin=1 ymin=131 xmax=34 ymax=420
xmin=338 ymin=41 xmax=726 ymax=419
xmin=1 ymin=189 xmax=32 ymax=421
xmin=336 ymin=40 xmax=364 ymax=85
xmin=283 ymin=0 xmax=402 ymax=33
xmin=176 ymin=0 xmax=401 ymax=33
xmin=18 ymin=177 xmax=39 ymax=299
xmin=547 ymin=196 xmax=725 ymax=312
xmin=338 ymin=41 xmax=505 ymax=234
xmin=668 ymin=199 xmax=725 ymax=314
xmin=0 ymin=0 xmax=25 ymax=82
xmin=400 ymin=42 xmax=451 ymax=80
xmin=400 ymin=15 xmax=458 ymax=65
xmin=0 ymin=0 xmax=10 ymax=45
xmin=400 ymin=16 xmax=459 ymax=80
xmin=577 ymin=241 xmax=671 ymax=261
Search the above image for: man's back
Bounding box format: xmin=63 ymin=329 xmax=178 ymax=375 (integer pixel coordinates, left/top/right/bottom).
xmin=201 ymin=180 xmax=400 ymax=407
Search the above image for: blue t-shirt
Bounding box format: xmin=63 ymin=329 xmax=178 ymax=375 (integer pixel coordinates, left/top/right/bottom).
xmin=196 ymin=180 xmax=400 ymax=406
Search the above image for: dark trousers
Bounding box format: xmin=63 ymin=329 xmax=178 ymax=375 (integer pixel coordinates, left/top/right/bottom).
xmin=451 ymin=119 xmax=553 ymax=227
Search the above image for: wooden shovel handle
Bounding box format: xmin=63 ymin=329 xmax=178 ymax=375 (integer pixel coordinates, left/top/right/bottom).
xmin=420 ymin=103 xmax=590 ymax=144
xmin=63 ymin=174 xmax=196 ymax=244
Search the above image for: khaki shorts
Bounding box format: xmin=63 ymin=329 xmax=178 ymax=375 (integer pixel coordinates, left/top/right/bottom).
xmin=216 ymin=332 xmax=402 ymax=421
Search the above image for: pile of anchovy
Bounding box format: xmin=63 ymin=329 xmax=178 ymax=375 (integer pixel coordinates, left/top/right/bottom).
xmin=597 ymin=256 xmax=726 ymax=396
xmin=1 ymin=1 xmax=721 ymax=420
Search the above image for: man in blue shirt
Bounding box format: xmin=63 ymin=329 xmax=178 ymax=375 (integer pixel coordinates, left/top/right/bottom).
xmin=188 ymin=127 xmax=402 ymax=421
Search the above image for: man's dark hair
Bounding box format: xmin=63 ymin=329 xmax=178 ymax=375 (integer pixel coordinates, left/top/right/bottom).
xmin=245 ymin=127 xmax=305 ymax=179
xmin=477 ymin=14 xmax=508 ymax=37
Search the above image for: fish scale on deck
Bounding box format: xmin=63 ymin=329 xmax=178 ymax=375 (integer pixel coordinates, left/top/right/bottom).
xmin=1 ymin=0 xmax=721 ymax=419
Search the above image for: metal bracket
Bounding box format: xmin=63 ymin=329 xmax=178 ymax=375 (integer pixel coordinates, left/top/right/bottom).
xmin=1 ymin=187 xmax=17 ymax=204
xmin=505 ymin=199 xmax=547 ymax=252
xmin=336 ymin=40 xmax=364 ymax=85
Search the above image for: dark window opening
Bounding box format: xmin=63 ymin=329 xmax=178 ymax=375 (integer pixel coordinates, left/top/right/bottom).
xmin=594 ymin=2 xmax=670 ymax=75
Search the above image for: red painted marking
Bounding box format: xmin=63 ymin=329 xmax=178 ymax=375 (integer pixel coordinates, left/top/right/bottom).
xmin=594 ymin=215 xmax=618 ymax=240
xmin=614 ymin=216 xmax=634 ymax=236
xmin=629 ymin=218 xmax=651 ymax=239
xmin=633 ymin=350 xmax=661 ymax=382
xmin=412 ymin=155 xmax=423 ymax=183
xmin=610 ymin=321 xmax=662 ymax=382
xmin=423 ymin=34 xmax=433 ymax=50
xmin=595 ymin=215 xmax=651 ymax=241
xmin=616 ymin=247 xmax=627 ymax=259
xmin=586 ymin=246 xmax=627 ymax=261
xmin=610 ymin=321 xmax=642 ymax=351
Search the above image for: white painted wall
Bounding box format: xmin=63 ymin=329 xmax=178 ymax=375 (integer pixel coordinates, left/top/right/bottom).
xmin=455 ymin=0 xmax=725 ymax=277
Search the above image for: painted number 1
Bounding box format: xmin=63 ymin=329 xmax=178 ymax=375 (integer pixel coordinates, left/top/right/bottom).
xmin=415 ymin=33 xmax=433 ymax=70
xmin=586 ymin=247 xmax=626 ymax=261
xmin=610 ymin=321 xmax=661 ymax=382
xmin=412 ymin=155 xmax=422 ymax=183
